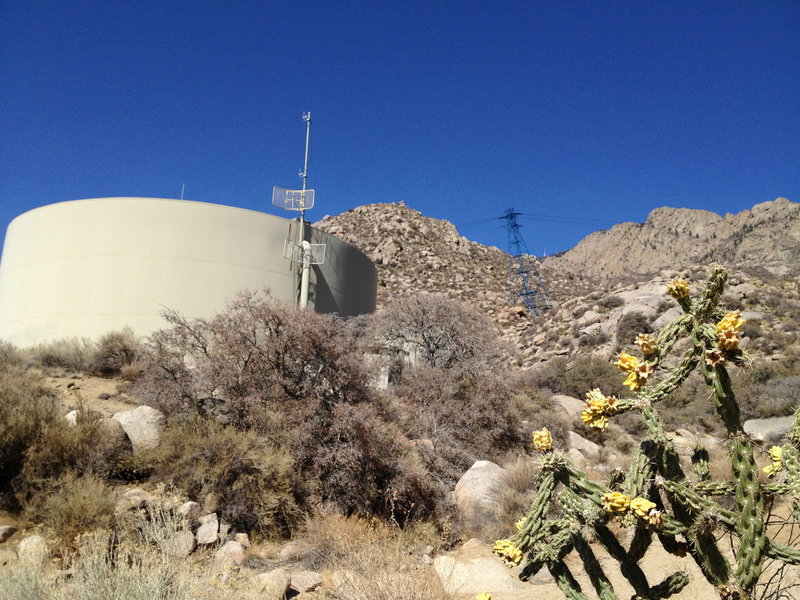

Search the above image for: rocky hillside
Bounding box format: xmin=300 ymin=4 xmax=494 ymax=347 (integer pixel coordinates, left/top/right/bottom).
xmin=543 ymin=197 xmax=800 ymax=284
xmin=315 ymin=202 xmax=512 ymax=310
xmin=316 ymin=198 xmax=800 ymax=365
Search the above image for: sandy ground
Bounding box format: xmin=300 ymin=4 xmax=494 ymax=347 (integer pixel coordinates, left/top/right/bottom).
xmin=43 ymin=373 xmax=139 ymax=417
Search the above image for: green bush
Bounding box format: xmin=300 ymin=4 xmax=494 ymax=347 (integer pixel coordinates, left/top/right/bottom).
xmin=91 ymin=327 xmax=140 ymax=376
xmin=526 ymin=355 xmax=627 ymax=399
xmin=27 ymin=472 xmax=117 ymax=552
xmin=598 ymin=295 xmax=624 ymax=310
xmin=149 ymin=415 xmax=303 ymax=538
xmin=615 ymin=310 xmax=652 ymax=346
xmin=13 ymin=412 xmax=130 ymax=510
xmin=0 ymin=364 xmax=59 ymax=509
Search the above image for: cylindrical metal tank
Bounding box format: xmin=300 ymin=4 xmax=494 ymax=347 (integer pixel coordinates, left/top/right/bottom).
xmin=0 ymin=198 xmax=376 ymax=346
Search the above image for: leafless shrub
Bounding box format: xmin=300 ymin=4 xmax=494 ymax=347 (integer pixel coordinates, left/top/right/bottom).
xmin=368 ymin=294 xmax=506 ymax=370
xmin=135 ymin=292 xmax=440 ymax=526
xmin=134 ymin=290 xmax=371 ymax=427
xmin=392 ymin=366 xmax=531 ymax=487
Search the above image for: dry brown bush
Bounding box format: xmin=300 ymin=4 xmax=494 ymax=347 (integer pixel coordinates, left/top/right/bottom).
xmin=27 ymin=337 xmax=94 ymax=372
xmin=368 ymin=293 xmax=506 ymax=370
xmin=26 ymin=471 xmax=117 ymax=552
xmin=392 ymin=366 xmax=532 ymax=487
xmin=291 ymin=513 xmax=452 ymax=600
xmin=134 ymin=292 xmax=444 ymax=527
xmin=134 ymin=290 xmax=371 ymax=427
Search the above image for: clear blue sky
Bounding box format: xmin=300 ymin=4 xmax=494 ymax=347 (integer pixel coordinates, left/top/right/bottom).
xmin=1 ymin=1 xmax=798 ymax=256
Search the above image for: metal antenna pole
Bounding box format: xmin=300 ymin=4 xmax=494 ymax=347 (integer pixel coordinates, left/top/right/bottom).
xmin=298 ymin=112 xmax=312 ymax=308
xmin=501 ymin=208 xmax=552 ymax=316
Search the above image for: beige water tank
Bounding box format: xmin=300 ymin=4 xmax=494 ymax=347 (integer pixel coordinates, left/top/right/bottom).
xmin=0 ymin=198 xmax=376 ymax=346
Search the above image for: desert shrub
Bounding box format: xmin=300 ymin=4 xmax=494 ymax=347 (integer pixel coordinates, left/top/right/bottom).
xmin=290 ymin=513 xmax=450 ymax=600
xmin=13 ymin=412 xmax=129 ymax=510
xmin=135 ymin=292 xmax=443 ymax=526
xmin=27 ymin=337 xmax=94 ymax=372
xmin=526 ymin=355 xmax=627 ymax=399
xmin=598 ymin=294 xmax=624 ymax=309
xmin=292 ymin=400 xmax=442 ymax=525
xmin=91 ymin=327 xmax=140 ymax=376
xmin=484 ymin=456 xmax=540 ymax=541
xmin=0 ymin=341 xmax=24 ymax=368
xmin=368 ymin=294 xmax=505 ymax=370
xmin=615 ymin=310 xmax=652 ymax=346
xmin=133 ymin=290 xmax=371 ymax=427
xmin=0 ymin=365 xmax=59 ymax=508
xmin=736 ymin=373 xmax=799 ymax=421
xmin=148 ymin=415 xmax=302 ymax=538
xmin=27 ymin=472 xmax=117 ymax=551
xmin=392 ymin=366 xmax=530 ymax=486
xmin=0 ymin=509 xmax=229 ymax=600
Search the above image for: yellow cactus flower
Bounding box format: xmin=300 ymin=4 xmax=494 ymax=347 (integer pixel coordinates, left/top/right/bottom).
xmin=580 ymin=389 xmax=618 ymax=431
xmin=515 ymin=518 xmax=526 ymax=531
xmin=602 ymin=491 xmax=630 ymax=513
xmin=476 ymin=594 xmax=493 ymax=600
xmin=630 ymin=497 xmax=657 ymax=518
xmin=764 ymin=446 xmax=783 ymax=477
xmin=615 ymin=353 xmax=652 ymax=391
xmin=716 ymin=310 xmax=745 ymax=351
xmin=615 ymin=352 xmax=639 ymax=372
xmin=492 ymin=539 xmax=523 ymax=567
xmin=532 ymin=427 xmax=553 ymax=451
xmin=666 ymin=278 xmax=690 ymax=300
xmin=634 ymin=333 xmax=658 ymax=356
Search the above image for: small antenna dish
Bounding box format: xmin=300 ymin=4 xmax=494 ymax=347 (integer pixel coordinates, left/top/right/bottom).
xmin=272 ymin=186 xmax=315 ymax=211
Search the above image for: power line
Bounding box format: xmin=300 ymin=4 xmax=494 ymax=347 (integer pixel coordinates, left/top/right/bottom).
xmin=457 ymin=212 xmax=614 ymax=229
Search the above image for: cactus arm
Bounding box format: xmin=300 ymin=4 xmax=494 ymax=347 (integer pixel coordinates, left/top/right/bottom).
xmin=624 ymin=447 xmax=655 ymax=500
xmin=548 ymin=561 xmax=589 ymax=600
xmin=695 ymin=265 xmax=727 ymax=319
xmin=764 ymin=538 xmax=800 ymax=564
xmin=645 ymin=344 xmax=700 ymax=403
xmin=691 ymin=446 xmax=711 ymax=482
xmin=515 ymin=469 xmax=556 ymax=549
xmin=701 ymin=358 xmax=767 ymax=592
xmin=649 ymin=572 xmax=690 ymax=600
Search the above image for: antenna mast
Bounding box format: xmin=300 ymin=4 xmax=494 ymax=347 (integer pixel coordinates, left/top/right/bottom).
xmin=271 ymin=112 xmax=326 ymax=310
xmin=501 ymin=208 xmax=552 ymax=316
xmin=299 ymin=112 xmax=311 ymax=224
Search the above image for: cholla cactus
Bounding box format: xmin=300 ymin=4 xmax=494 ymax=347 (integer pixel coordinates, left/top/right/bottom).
xmin=497 ymin=265 xmax=800 ymax=600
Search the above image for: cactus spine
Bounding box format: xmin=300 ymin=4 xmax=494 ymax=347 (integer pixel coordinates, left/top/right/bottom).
xmin=493 ymin=266 xmax=800 ymax=600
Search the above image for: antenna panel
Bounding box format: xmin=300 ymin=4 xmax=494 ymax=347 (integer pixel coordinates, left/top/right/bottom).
xmin=282 ymin=239 xmax=326 ymax=265
xmin=272 ymin=186 xmax=315 ymax=211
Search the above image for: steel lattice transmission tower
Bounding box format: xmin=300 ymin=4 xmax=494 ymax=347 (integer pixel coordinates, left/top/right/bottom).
xmin=501 ymin=208 xmax=552 ymax=315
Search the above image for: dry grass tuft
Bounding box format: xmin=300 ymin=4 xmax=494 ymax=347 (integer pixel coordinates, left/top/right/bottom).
xmin=290 ymin=513 xmax=453 ymax=600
